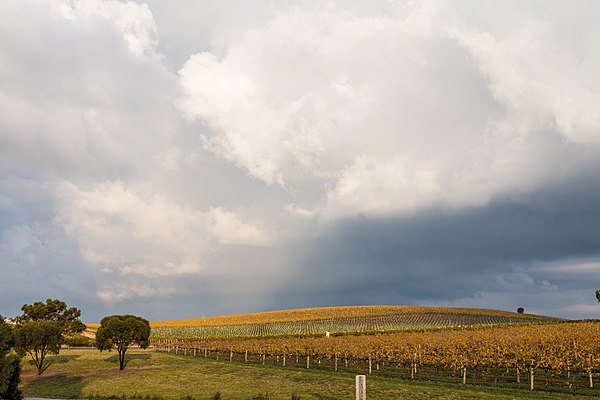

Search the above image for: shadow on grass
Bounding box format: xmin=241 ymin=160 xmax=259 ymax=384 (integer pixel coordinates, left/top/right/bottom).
xmin=104 ymin=353 xmax=151 ymax=368
xmin=27 ymin=354 xmax=81 ymax=373
xmin=28 ymin=354 xmax=81 ymax=367
xmin=22 ymin=374 xmax=84 ymax=399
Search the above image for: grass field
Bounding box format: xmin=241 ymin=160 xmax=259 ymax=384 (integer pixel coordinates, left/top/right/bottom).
xmin=20 ymin=348 xmax=591 ymax=400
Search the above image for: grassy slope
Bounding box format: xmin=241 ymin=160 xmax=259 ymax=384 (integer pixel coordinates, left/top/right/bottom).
xmin=20 ymin=349 xmax=588 ymax=400
xmin=150 ymin=305 xmax=556 ymax=327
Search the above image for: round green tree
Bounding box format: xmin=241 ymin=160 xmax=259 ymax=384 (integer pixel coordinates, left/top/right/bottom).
xmin=95 ymin=315 xmax=150 ymax=370
xmin=14 ymin=299 xmax=85 ymax=375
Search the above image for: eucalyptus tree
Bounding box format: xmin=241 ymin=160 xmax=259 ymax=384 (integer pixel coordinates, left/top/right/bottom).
xmin=96 ymin=314 xmax=150 ymax=370
xmin=14 ymin=299 xmax=85 ymax=375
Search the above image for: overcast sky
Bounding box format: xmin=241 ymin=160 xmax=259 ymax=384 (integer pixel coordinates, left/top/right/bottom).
xmin=1 ymin=0 xmax=600 ymax=322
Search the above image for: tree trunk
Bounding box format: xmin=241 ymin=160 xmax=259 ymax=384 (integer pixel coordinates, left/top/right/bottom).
xmin=118 ymin=347 xmax=127 ymax=370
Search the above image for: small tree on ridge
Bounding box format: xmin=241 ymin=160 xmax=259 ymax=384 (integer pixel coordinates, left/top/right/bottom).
xmin=95 ymin=315 xmax=150 ymax=370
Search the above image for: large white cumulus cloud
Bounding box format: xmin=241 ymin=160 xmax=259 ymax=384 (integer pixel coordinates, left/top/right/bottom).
xmin=179 ymin=0 xmax=600 ymax=217
xmin=2 ymin=0 xmax=600 ymax=318
xmin=0 ymin=0 xmax=276 ymax=308
xmin=54 ymin=181 xmax=272 ymax=276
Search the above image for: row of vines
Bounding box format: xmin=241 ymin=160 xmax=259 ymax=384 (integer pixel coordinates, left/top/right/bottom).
xmin=151 ymin=312 xmax=547 ymax=339
xmin=151 ymin=306 xmax=553 ymax=327
xmin=152 ymin=321 xmax=600 ymax=393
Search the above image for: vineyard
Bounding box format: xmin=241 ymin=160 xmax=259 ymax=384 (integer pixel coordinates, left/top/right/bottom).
xmin=153 ymin=321 xmax=600 ymax=394
xmin=151 ymin=305 xmax=554 ymax=327
xmin=150 ymin=306 xmax=555 ymax=339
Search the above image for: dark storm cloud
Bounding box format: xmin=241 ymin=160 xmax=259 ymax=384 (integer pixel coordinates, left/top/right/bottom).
xmin=274 ymin=169 xmax=600 ymax=316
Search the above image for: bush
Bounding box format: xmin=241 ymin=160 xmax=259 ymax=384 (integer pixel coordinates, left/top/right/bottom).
xmin=212 ymin=392 xmax=222 ymax=400
xmin=291 ymin=395 xmax=301 ymax=400
xmin=0 ymin=353 xmax=22 ymax=400
xmin=63 ymin=334 xmax=95 ymax=347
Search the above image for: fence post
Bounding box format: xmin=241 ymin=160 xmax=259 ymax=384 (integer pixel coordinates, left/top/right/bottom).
xmin=356 ymin=375 xmax=366 ymax=400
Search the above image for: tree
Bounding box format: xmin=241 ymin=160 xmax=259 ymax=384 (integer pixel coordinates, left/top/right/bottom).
xmin=95 ymin=315 xmax=150 ymax=370
xmin=15 ymin=298 xmax=86 ymax=335
xmin=0 ymin=316 xmax=22 ymax=400
xmin=517 ymin=307 xmax=524 ymax=314
xmin=14 ymin=299 xmax=85 ymax=375
xmin=596 ymin=290 xmax=600 ymax=303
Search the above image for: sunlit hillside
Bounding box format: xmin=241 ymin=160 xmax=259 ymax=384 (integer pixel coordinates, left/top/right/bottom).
xmin=148 ymin=305 xmax=559 ymax=340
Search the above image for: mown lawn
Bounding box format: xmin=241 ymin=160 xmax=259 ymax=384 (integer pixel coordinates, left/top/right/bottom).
xmin=19 ymin=349 xmax=592 ymax=400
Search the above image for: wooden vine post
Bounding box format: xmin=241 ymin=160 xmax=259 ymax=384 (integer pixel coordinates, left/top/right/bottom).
xmin=589 ymin=355 xmax=594 ymax=389
xmin=356 ymin=375 xmax=366 ymax=400
xmin=530 ymin=360 xmax=535 ymax=391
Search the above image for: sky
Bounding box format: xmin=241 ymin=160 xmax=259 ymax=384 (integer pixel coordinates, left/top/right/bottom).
xmin=1 ymin=0 xmax=600 ymax=322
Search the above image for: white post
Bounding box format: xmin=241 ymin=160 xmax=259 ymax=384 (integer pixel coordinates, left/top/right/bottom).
xmin=356 ymin=375 xmax=366 ymax=400
xmin=530 ymin=366 xmax=534 ymax=391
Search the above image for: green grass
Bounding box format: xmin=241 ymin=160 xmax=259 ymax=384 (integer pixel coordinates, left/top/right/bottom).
xmin=20 ymin=349 xmax=589 ymax=400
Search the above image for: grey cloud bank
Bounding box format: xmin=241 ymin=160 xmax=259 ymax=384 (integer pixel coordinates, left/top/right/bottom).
xmin=1 ymin=0 xmax=599 ymax=322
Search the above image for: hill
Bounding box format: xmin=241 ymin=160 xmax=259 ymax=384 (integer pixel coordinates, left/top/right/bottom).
xmin=150 ymin=305 xmax=558 ymax=340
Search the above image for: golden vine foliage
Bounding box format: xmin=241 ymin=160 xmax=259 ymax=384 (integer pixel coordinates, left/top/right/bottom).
xmin=154 ymin=322 xmax=600 ymax=373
